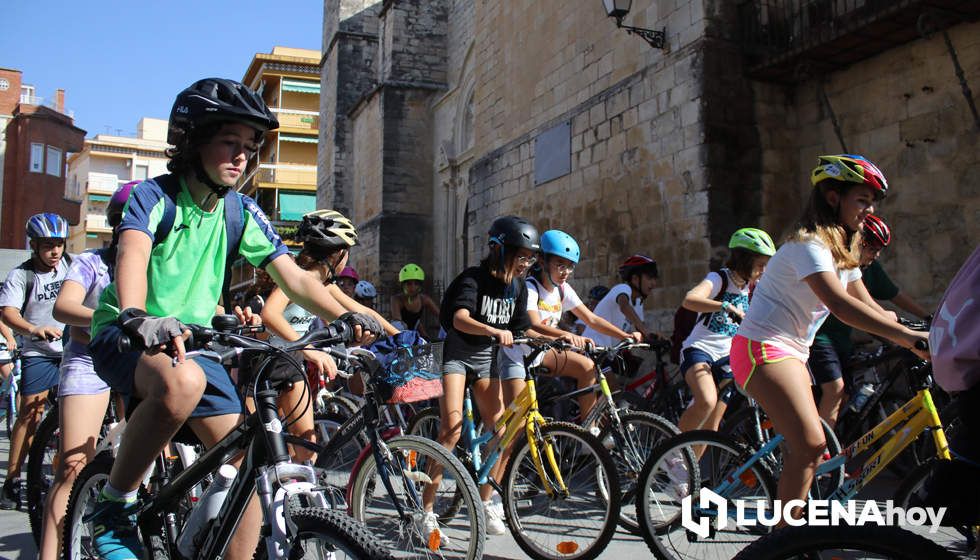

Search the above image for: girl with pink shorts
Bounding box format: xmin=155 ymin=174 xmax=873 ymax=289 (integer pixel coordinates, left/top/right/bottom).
xmin=731 ymin=155 xmax=928 ymax=524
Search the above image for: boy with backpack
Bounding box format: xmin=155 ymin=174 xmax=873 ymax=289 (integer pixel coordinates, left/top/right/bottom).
xmin=581 ymin=255 xmax=653 ymax=347
xmin=0 ymin=213 xmax=72 ymax=509
xmin=84 ymin=78 xmax=380 ymax=560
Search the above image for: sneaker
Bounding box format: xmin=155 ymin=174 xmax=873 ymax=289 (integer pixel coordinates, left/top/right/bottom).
xmin=412 ymin=510 xmax=449 ymax=549
xmin=484 ymin=497 xmax=507 ymax=536
xmin=84 ymin=492 xmax=143 ymax=560
xmin=665 ymin=453 xmax=690 ymax=502
xmin=0 ymin=477 xmax=20 ymax=510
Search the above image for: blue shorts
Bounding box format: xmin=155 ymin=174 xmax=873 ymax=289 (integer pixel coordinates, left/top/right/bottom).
xmin=495 ymin=349 xmax=530 ymax=381
xmin=89 ymin=325 xmax=244 ymax=418
xmin=807 ymin=340 xmax=845 ymax=386
xmin=679 ymin=347 xmax=732 ymax=383
xmin=20 ymin=355 xmax=61 ymax=396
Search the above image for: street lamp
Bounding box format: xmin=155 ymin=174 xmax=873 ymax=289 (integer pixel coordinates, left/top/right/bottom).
xmin=602 ymin=0 xmax=667 ymax=50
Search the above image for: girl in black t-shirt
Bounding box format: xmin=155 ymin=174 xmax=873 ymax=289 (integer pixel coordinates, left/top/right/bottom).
xmin=423 ymin=216 xmax=540 ymax=536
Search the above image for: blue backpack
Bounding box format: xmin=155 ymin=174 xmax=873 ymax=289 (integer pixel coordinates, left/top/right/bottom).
xmin=148 ymin=174 xmax=245 ymax=308
xmin=369 ymin=330 xmax=444 ymax=403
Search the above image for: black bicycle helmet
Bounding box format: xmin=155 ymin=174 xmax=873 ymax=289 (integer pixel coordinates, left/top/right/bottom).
xmin=488 ymin=215 xmax=540 ymax=251
xmin=168 ymin=78 xmax=279 ymax=146
xmin=588 ymin=285 xmax=610 ymax=301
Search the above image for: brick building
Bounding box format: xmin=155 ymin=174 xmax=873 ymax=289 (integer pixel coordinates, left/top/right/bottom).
xmin=320 ymin=0 xmax=980 ymax=328
xmin=1 ymin=87 xmax=85 ymax=249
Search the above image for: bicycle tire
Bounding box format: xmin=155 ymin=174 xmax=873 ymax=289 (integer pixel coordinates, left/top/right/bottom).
xmin=597 ymin=410 xmax=680 ymax=533
xmin=252 ymin=506 xmax=393 ymax=560
xmin=639 ymin=430 xmax=777 ymax=560
xmin=349 ymin=434 xmax=485 ymax=560
xmin=27 ymin=405 xmax=60 ymax=545
xmin=317 ymin=393 xmax=361 ymax=420
xmin=405 ymin=406 xmax=472 ymax=522
xmin=503 ymin=420 xmax=621 ymax=560
xmin=731 ymin=523 xmax=959 ymax=560
xmin=62 ymin=451 xmax=114 ymax=560
xmin=313 ymin=407 xmax=370 ymax=505
xmin=721 ymin=406 xmax=843 ymax=500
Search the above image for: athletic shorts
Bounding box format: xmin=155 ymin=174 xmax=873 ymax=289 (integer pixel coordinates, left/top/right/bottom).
xmin=729 ymin=334 xmax=803 ymax=390
xmin=679 ymin=347 xmax=733 ymax=382
xmin=20 ymin=355 xmax=61 ymax=396
xmin=89 ymin=324 xmax=244 ymax=418
xmin=59 ymin=340 xmax=110 ymax=396
xmin=807 ymin=340 xmax=845 ymax=386
xmin=442 ymin=332 xmax=499 ymax=380
xmin=495 ymin=349 xmax=531 ymax=381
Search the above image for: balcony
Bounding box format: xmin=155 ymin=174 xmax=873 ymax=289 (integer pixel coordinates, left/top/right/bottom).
xmin=85 ymin=214 xmax=111 ymax=233
xmin=272 ymin=108 xmax=319 ymax=132
xmin=738 ymin=0 xmax=980 ymax=82
xmin=254 ymin=163 xmax=317 ymax=188
xmin=88 ymin=172 xmax=121 ymax=195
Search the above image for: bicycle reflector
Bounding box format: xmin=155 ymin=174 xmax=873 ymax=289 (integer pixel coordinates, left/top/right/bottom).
xmin=557 ymin=542 xmax=579 ymax=554
xmin=739 ymin=470 xmax=759 ymax=488
xmin=428 ymin=530 xmax=442 ymax=552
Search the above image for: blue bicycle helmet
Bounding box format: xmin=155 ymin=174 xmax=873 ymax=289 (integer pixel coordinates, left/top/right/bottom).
xmin=540 ymin=230 xmax=580 ymax=263
xmin=26 ymin=213 xmax=69 ymax=239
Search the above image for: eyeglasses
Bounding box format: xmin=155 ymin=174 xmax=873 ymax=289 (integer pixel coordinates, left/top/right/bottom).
xmin=516 ymin=254 xmax=537 ymax=265
xmin=555 ymin=262 xmax=575 ymax=273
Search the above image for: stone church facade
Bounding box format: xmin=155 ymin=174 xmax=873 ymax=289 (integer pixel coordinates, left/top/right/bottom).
xmin=319 ymin=0 xmax=980 ymax=328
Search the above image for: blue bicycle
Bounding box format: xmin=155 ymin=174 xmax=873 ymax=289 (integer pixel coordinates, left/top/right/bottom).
xmin=0 ymin=344 xmax=21 ymax=437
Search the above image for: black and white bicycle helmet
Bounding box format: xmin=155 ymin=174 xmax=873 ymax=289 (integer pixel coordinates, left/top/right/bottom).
xmin=168 ymin=78 xmax=279 ymax=146
xmin=297 ymin=210 xmax=358 ymax=248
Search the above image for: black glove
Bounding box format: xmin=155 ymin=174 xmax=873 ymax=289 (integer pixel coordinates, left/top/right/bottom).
xmin=118 ymin=308 xmax=185 ymax=350
xmin=338 ymin=312 xmax=383 ymax=339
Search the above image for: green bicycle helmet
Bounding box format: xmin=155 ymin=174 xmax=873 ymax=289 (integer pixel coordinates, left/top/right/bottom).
xmin=399 ymin=263 xmax=425 ymax=283
xmin=729 ymin=228 xmax=776 ymax=256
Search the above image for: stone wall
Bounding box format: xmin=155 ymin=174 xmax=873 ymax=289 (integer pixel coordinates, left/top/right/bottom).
xmin=755 ymin=19 xmax=980 ymax=308
xmin=461 ymin=0 xmax=714 ymax=330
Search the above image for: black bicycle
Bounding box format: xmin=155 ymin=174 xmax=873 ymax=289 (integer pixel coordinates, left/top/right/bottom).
xmin=63 ymin=315 xmax=390 ymax=560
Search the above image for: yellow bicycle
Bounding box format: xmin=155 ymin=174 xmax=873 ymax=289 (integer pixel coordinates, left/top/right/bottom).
xmin=638 ymin=357 xmax=958 ymax=560
xmin=420 ymin=336 xmax=621 ymax=560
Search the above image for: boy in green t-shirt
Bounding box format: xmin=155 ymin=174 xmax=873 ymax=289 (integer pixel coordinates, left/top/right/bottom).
xmin=809 ymin=214 xmax=930 ymax=427
xmin=84 ymin=78 xmax=381 ymax=560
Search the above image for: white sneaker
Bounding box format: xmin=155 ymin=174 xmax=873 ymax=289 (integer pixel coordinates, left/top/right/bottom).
xmin=484 ymin=498 xmax=507 ymax=536
xmin=413 ymin=511 xmax=448 ymax=548
xmin=665 ymin=453 xmax=690 ymax=502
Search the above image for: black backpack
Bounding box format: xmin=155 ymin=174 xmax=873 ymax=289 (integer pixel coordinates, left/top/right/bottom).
xmin=17 ymin=253 xmax=73 ymax=313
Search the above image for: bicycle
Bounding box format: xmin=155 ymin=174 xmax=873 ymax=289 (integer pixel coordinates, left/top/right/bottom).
xmin=458 ymin=336 xmax=620 ymax=560
xmin=612 ymin=338 xmax=690 ymax=425
xmin=536 ymin=338 xmax=684 ymax=534
xmin=310 ymin=343 xmax=487 ymax=560
xmin=0 ymin=345 xmax=22 ymax=437
xmin=63 ymin=315 xmax=391 ymax=560
xmin=637 ymin=342 xmax=952 ymax=560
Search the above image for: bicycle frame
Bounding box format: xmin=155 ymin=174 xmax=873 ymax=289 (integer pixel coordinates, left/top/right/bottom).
xmin=139 ymin=383 xmax=325 ymax=559
xmin=703 ymin=386 xmax=951 ymax=523
xmin=462 ymin=354 xmax=567 ymax=498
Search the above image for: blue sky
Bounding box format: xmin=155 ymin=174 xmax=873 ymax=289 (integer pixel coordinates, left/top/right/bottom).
xmin=2 ymin=0 xmax=323 ymax=138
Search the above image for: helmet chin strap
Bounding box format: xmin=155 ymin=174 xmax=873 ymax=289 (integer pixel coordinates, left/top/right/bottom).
xmin=193 ymin=159 xmax=234 ymax=198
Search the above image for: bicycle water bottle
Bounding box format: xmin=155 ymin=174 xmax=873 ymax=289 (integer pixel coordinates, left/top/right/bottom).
xmin=849 ymin=383 xmax=875 ymax=413
xmin=176 ymin=464 xmax=237 ymax=558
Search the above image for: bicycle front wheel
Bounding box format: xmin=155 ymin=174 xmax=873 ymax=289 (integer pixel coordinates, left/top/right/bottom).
xmin=253 ymin=506 xmax=393 ymax=560
xmin=639 ymin=430 xmax=777 ymax=560
xmin=598 ymin=410 xmax=679 ymax=533
xmin=503 ymin=421 xmax=621 ymax=560
xmin=62 ymin=451 xmax=114 ymax=560
xmin=349 ymin=435 xmax=485 ymax=560
xmin=731 ymin=524 xmax=959 ymax=560
xmin=27 ymin=406 xmax=60 ymax=544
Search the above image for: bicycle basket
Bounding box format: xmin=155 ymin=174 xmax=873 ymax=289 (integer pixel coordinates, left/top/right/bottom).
xmin=369 ymin=331 xmax=443 ymax=404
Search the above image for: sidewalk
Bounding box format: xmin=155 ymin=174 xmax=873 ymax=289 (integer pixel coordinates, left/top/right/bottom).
xmin=0 ymin=433 xmax=35 ymax=560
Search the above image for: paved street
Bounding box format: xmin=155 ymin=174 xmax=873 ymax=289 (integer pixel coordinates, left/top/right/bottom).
xmin=0 ymin=429 xmax=973 ymax=559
